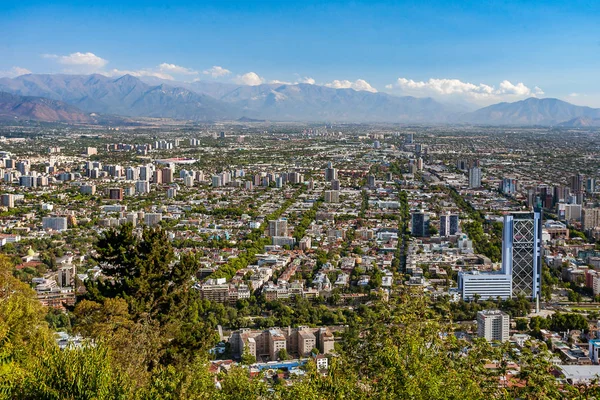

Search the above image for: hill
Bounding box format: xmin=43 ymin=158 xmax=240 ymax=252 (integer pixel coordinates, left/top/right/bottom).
xmin=0 ymin=91 xmax=93 ymax=123
xmin=459 ymin=97 xmax=600 ymax=125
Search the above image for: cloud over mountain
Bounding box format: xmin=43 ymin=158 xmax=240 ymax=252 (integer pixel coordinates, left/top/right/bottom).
xmin=235 ymin=72 xmax=264 ymax=86
xmin=43 ymin=52 xmax=108 ymax=72
xmin=202 ymin=66 xmax=231 ymax=78
xmin=387 ymin=77 xmax=544 ymax=105
xmin=324 ymin=79 xmax=377 ymax=93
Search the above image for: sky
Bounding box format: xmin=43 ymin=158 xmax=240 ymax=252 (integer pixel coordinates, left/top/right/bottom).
xmin=1 ymin=0 xmax=599 ymax=107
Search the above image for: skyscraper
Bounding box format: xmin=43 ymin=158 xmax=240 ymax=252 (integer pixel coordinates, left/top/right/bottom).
xmin=587 ymin=178 xmax=596 ymax=193
xmin=269 ymin=219 xmax=288 ymax=237
xmin=440 ymin=213 xmax=459 ymax=237
xmin=468 ymin=166 xmax=482 ymax=189
xmin=569 ymin=174 xmax=584 ymax=193
xmin=477 ymin=310 xmax=510 ymax=342
xmin=411 ymin=211 xmax=430 ymax=237
xmin=324 ymin=162 xmax=337 ymax=182
xmin=503 ymin=211 xmax=542 ymax=300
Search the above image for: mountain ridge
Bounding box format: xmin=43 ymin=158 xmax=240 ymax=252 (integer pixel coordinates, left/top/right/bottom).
xmin=0 ymin=92 xmax=93 ymax=123
xmin=1 ymin=74 xmax=599 ymax=125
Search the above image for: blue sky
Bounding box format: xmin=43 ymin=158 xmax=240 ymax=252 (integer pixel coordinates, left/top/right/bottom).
xmin=1 ymin=0 xmax=599 ymax=106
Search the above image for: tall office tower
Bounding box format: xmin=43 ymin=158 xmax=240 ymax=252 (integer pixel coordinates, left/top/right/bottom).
xmin=324 ymin=162 xmax=337 ymax=182
xmin=477 ymin=310 xmax=510 ymax=343
xmin=587 ymin=178 xmax=596 ymax=193
xmin=269 ymin=219 xmax=288 ymax=237
xmin=554 ymin=185 xmax=570 ymax=203
xmin=331 ymin=179 xmax=340 ymax=191
xmin=411 ymin=211 xmax=430 ymax=237
xmin=503 ymin=211 xmax=542 ymax=300
xmin=570 ymin=174 xmax=584 ymax=193
xmin=468 ymin=166 xmax=482 ymax=189
xmin=500 ymin=178 xmax=518 ymax=195
xmin=440 ymin=213 xmax=459 ymax=237
xmin=414 ymin=143 xmax=422 ymax=154
xmin=416 ymin=157 xmax=424 ymax=171
xmin=456 ymin=159 xmax=468 ymax=170
xmin=161 ymin=168 xmax=173 ymax=184
xmin=405 ymin=133 xmax=414 ymax=144
xmin=367 ymin=175 xmax=376 ymax=188
xmin=1 ymin=194 xmax=14 ymax=208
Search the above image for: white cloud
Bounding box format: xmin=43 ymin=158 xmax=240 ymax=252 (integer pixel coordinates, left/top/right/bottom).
xmin=235 ymin=72 xmax=264 ymax=86
xmin=387 ymin=77 xmax=543 ymax=104
xmin=0 ymin=66 xmax=31 ymax=78
xmin=43 ymin=52 xmax=108 ymax=69
xmin=158 ymin=63 xmax=198 ymax=75
xmin=202 ymin=66 xmax=231 ymax=78
xmin=269 ymin=79 xmax=292 ymax=85
xmin=324 ymin=79 xmax=377 ymax=93
xmin=298 ymin=77 xmax=315 ymax=85
xmin=568 ymin=93 xmax=580 ymax=97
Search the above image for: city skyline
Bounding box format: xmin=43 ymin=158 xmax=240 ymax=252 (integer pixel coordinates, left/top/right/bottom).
xmin=1 ymin=0 xmax=600 ymax=107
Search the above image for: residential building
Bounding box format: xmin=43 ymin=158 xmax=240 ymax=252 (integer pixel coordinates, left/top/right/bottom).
xmin=468 ymin=166 xmax=482 ymax=189
xmin=42 ymin=217 xmax=68 ymax=232
xmin=411 ymin=211 xmax=430 ymax=237
xmin=440 ymin=213 xmax=459 ymax=237
xmin=477 ymin=310 xmax=510 ymax=342
xmin=269 ymin=219 xmax=288 ymax=237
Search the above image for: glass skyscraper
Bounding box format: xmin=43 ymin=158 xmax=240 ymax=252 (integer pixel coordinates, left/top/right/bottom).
xmin=502 ymin=210 xmax=542 ymax=300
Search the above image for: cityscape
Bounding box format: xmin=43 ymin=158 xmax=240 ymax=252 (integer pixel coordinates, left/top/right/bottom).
xmin=2 ymin=0 xmax=600 ymax=399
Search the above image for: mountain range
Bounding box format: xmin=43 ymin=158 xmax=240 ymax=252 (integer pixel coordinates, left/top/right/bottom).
xmin=0 ymin=73 xmax=599 ymax=126
xmin=0 ymin=92 xmax=93 ymax=123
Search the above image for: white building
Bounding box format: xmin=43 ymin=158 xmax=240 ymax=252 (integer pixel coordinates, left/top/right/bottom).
xmin=458 ymin=271 xmax=512 ymax=301
xmin=477 ymin=310 xmax=510 ymax=342
xmin=42 ymin=217 xmax=68 ymax=232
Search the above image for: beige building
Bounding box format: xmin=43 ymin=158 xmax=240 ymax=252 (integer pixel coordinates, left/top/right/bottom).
xmin=583 ymin=208 xmax=600 ymax=232
xmin=229 ymin=326 xmax=336 ymax=361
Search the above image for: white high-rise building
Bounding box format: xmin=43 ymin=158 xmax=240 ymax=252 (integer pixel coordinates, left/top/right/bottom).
xmin=477 ymin=310 xmax=510 ymax=342
xmin=468 ymin=167 xmax=482 ymax=189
